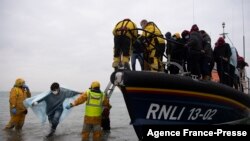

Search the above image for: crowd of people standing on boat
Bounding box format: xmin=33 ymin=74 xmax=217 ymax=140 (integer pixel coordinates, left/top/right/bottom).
xmin=112 ymin=18 xmax=248 ymax=90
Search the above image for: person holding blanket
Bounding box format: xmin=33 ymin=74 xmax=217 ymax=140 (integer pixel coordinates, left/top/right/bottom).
xmin=31 ymin=82 xmax=80 ymax=137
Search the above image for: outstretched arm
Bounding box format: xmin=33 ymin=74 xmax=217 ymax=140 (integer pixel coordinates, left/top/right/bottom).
xmin=72 ymin=92 xmax=87 ymax=107
xmin=61 ymin=88 xmax=81 ymax=98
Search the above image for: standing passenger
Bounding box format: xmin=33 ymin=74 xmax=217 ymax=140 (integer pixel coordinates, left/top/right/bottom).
xmin=200 ymin=30 xmax=214 ymax=80
xmin=185 ymin=24 xmax=203 ymax=78
xmin=131 ymin=34 xmax=145 ymax=71
xmin=213 ymin=37 xmax=232 ymax=86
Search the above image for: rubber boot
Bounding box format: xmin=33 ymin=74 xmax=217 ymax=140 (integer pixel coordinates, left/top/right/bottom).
xmin=93 ymin=131 xmax=102 ymax=141
xmin=150 ymin=57 xmax=159 ymax=72
xmin=122 ymin=56 xmax=131 ymax=70
xmin=82 ymin=131 xmax=90 ymax=141
xmin=112 ymin=57 xmax=120 ymax=70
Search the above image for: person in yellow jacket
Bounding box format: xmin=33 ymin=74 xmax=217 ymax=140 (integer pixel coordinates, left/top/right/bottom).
xmin=112 ymin=18 xmax=138 ymax=70
xmin=140 ymin=19 xmax=165 ymax=71
xmin=66 ymin=81 xmax=110 ymax=141
xmin=4 ymin=78 xmax=31 ymax=130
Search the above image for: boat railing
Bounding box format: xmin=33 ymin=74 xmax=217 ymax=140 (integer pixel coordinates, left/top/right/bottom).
xmin=238 ymin=68 xmax=250 ymax=94
xmin=234 ymin=67 xmax=250 ymax=94
xmin=163 ymin=61 xmax=250 ymax=94
xmin=162 ymin=61 xmax=191 ymax=77
xmin=240 ymin=76 xmax=250 ymax=94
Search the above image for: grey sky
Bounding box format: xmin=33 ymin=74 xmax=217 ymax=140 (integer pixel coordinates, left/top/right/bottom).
xmin=0 ymin=0 xmax=249 ymax=91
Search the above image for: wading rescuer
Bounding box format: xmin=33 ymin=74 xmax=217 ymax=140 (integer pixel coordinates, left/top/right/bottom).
xmin=66 ymin=81 xmax=110 ymax=141
xmin=4 ymin=78 xmax=31 ymax=130
xmin=112 ymin=18 xmax=138 ymax=70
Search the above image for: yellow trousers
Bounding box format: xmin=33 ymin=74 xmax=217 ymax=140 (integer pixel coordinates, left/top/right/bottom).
xmin=5 ymin=113 xmax=26 ymax=130
xmin=82 ymin=123 xmax=102 ymax=141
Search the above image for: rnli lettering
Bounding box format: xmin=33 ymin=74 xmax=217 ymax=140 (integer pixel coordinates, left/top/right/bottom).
xmin=146 ymin=103 xmax=217 ymax=121
xmin=146 ymin=103 xmax=185 ymax=120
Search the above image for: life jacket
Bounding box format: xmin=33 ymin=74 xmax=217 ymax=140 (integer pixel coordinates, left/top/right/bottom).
xmin=113 ymin=19 xmax=137 ymax=39
xmin=142 ymin=22 xmax=165 ymax=50
xmin=85 ymin=89 xmax=105 ymax=117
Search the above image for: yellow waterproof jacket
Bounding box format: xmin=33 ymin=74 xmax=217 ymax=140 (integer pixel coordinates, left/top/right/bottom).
xmin=113 ymin=19 xmax=138 ymax=40
xmin=141 ymin=22 xmax=165 ymax=50
xmin=73 ymin=89 xmax=110 ymax=124
xmin=9 ymin=87 xmax=31 ymax=115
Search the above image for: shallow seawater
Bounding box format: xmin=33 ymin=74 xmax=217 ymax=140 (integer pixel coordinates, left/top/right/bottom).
xmin=0 ymin=91 xmax=138 ymax=141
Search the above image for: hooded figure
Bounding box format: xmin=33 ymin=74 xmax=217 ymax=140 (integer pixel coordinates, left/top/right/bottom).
xmin=213 ymin=37 xmax=232 ymax=86
xmin=4 ymin=78 xmax=31 ymax=130
xmin=185 ymin=24 xmax=203 ymax=78
xmin=200 ymin=30 xmax=214 ymax=80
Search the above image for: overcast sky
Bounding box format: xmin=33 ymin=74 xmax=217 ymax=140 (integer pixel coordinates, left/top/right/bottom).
xmin=0 ymin=0 xmax=249 ymax=92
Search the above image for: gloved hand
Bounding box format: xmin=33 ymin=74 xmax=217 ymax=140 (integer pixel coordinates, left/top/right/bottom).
xmin=11 ymin=108 xmax=17 ymax=115
xmin=23 ymin=84 xmax=30 ymax=91
xmin=66 ymin=103 xmax=73 ymax=110
xmin=32 ymin=101 xmax=38 ymax=106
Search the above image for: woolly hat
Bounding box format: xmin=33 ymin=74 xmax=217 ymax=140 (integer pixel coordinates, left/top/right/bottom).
xmin=181 ymin=30 xmax=190 ymax=38
xmin=190 ymin=24 xmax=199 ymax=32
xmin=217 ymin=37 xmax=225 ymax=46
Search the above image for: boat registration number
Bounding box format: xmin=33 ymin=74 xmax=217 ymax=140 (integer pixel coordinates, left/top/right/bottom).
xmin=146 ymin=103 xmax=217 ymax=121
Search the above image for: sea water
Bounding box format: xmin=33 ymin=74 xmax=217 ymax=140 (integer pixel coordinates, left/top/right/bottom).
xmin=0 ymin=91 xmax=137 ymax=141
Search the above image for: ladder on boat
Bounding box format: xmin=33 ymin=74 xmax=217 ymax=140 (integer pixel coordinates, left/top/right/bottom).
xmin=239 ymin=68 xmax=250 ymax=94
xmin=104 ymin=81 xmax=116 ymax=99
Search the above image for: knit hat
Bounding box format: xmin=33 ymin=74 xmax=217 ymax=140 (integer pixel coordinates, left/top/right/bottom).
xmin=181 ymin=30 xmax=189 ymax=38
xmin=217 ymin=37 xmax=225 ymax=47
xmin=165 ymin=32 xmax=172 ymax=39
xmin=140 ymin=19 xmax=148 ymax=28
xmin=190 ymin=24 xmax=199 ymax=32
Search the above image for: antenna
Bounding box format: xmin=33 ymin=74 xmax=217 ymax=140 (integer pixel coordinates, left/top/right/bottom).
xmin=221 ymin=22 xmax=227 ymax=39
xmin=220 ymin=22 xmax=234 ymax=46
xmin=242 ymin=0 xmax=245 ymax=58
xmin=193 ymin=0 xmax=195 ymax=24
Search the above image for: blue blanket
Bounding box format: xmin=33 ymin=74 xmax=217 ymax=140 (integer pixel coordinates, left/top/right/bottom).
xmin=23 ymin=89 xmax=79 ymax=124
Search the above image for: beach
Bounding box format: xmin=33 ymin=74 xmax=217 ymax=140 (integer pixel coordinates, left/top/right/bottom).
xmin=0 ymin=91 xmax=138 ymax=141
